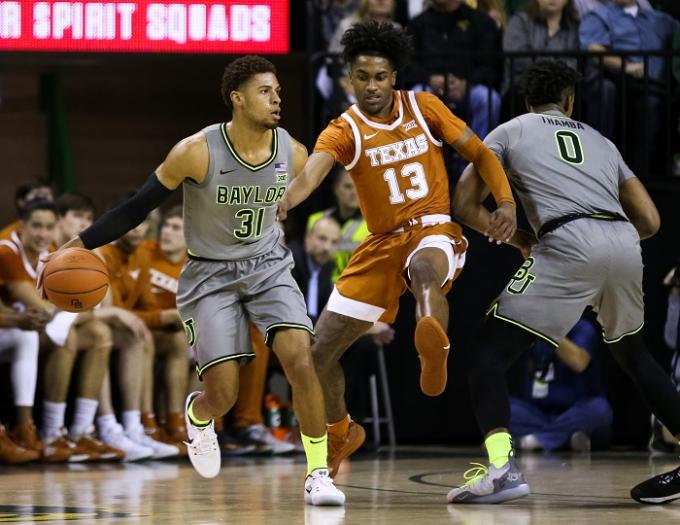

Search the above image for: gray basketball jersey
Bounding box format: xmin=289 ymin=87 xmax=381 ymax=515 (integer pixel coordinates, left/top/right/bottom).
xmin=182 ymin=123 xmax=293 ymax=260
xmin=484 ymin=110 xmax=635 ymax=235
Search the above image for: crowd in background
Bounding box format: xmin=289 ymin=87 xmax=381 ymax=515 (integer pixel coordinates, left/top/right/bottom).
xmin=312 ymin=0 xmax=680 ymax=177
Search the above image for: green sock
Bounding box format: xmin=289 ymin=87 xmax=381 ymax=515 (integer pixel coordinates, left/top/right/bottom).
xmin=301 ymin=432 xmax=328 ymax=476
xmin=485 ymin=432 xmax=513 ymax=468
xmin=187 ymin=397 xmax=210 ymax=428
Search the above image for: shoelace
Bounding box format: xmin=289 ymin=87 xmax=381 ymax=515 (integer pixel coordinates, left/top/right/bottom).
xmin=462 ymin=463 xmax=489 ymax=488
xmin=659 ymin=467 xmax=680 ymax=485
xmin=310 ymin=472 xmax=335 ymax=492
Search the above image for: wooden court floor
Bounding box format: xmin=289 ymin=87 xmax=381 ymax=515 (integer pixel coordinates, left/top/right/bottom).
xmin=1 ymin=447 xmax=680 ymax=524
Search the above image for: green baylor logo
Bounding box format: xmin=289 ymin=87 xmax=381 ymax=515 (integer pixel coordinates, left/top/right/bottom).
xmin=507 ymin=257 xmax=536 ymax=294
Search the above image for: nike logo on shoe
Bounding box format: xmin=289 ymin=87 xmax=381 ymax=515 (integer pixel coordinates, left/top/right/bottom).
xmin=219 ymin=168 xmax=237 ymax=175
xmin=309 ymin=438 xmax=326 ymax=444
xmin=306 ymin=486 xmax=313 ymax=494
xmin=363 ymin=132 xmax=379 ymax=140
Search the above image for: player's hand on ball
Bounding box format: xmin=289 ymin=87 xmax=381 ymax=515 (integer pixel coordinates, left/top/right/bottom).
xmin=487 ymin=202 xmax=517 ymax=245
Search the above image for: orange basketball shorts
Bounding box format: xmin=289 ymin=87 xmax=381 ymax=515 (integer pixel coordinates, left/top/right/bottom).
xmin=327 ymin=221 xmax=467 ymax=323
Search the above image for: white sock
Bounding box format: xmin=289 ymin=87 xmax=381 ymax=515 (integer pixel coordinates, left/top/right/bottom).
xmin=97 ymin=414 xmax=119 ymax=436
xmin=69 ymin=398 xmax=99 ymax=439
xmin=10 ymin=330 xmax=39 ymax=407
xmin=122 ymin=410 xmax=142 ymax=434
xmin=42 ymin=400 xmax=67 ymax=441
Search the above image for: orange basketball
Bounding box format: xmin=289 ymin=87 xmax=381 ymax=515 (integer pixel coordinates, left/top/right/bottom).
xmin=43 ymin=247 xmax=109 ymax=312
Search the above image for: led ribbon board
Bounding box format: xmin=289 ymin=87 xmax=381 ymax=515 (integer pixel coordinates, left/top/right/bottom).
xmin=0 ymin=1 xmax=289 ymax=53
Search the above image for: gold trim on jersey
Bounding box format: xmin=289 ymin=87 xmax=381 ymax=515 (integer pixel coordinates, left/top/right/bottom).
xmin=220 ymin=123 xmax=278 ymax=171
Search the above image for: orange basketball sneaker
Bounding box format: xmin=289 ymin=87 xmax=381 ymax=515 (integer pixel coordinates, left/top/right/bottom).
xmin=327 ymin=418 xmax=366 ymax=478
xmin=414 ymin=316 xmax=450 ymax=397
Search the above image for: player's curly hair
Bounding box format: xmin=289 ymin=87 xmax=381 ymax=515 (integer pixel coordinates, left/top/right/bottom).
xmin=221 ymin=56 xmax=277 ymax=108
xmin=520 ymin=59 xmax=582 ymax=107
xmin=341 ymin=21 xmax=412 ymax=71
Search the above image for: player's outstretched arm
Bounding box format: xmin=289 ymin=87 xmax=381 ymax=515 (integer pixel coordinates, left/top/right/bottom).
xmin=277 ymin=151 xmax=335 ymax=221
xmin=619 ymin=177 xmax=661 ymax=240
xmin=453 ymin=163 xmax=534 ymax=256
xmin=58 ymin=133 xmax=208 ymax=253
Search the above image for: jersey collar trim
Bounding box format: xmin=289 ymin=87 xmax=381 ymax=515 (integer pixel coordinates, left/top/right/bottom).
xmin=220 ymin=123 xmax=278 ymax=171
xmin=350 ymin=92 xmax=404 ymax=131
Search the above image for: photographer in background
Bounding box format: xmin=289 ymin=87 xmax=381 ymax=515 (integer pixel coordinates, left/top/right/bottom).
xmin=649 ymin=261 xmax=680 ymax=455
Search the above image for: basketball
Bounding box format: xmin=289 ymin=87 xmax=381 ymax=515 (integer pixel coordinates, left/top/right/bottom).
xmin=42 ymin=247 xmax=109 ymax=313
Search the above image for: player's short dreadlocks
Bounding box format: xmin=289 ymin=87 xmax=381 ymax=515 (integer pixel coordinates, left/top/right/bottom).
xmin=341 ymin=21 xmax=412 ymax=71
xmin=221 ymin=56 xmax=277 ymax=108
xmin=520 ymin=59 xmax=582 ymax=107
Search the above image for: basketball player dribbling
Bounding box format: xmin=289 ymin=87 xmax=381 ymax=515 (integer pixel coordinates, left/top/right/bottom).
xmin=42 ymin=56 xmax=345 ymax=506
xmin=277 ymin=21 xmax=520 ymax=477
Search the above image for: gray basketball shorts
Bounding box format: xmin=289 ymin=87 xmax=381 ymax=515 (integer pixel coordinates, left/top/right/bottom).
xmin=176 ymin=242 xmax=313 ymax=378
xmin=490 ymin=219 xmax=644 ymax=346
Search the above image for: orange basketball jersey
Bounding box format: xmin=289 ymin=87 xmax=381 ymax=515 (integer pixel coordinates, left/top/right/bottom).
xmin=314 ymin=90 xmax=466 ymax=234
xmin=132 ymin=240 xmax=185 ymax=310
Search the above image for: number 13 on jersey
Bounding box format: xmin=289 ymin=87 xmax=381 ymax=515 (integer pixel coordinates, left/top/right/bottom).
xmin=383 ymin=161 xmax=430 ymax=204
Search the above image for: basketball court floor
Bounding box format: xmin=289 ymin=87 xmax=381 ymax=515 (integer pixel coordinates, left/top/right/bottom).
xmin=1 ymin=447 xmax=679 ymax=524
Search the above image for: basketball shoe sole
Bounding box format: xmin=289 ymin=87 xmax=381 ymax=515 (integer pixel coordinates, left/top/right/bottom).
xmin=414 ymin=316 xmax=450 ymax=396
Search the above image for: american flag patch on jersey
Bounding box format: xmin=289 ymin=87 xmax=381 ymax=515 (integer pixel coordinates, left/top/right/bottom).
xmin=275 ymin=162 xmax=288 ymax=172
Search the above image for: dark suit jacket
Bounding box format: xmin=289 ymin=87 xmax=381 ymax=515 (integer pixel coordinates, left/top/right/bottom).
xmin=288 ymin=241 xmax=334 ymax=324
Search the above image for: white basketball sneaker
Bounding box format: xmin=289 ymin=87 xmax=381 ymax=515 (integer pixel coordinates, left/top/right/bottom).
xmin=127 ymin=427 xmax=180 ymax=460
xmin=304 ymin=468 xmax=346 ymax=506
xmin=99 ymin=423 xmax=153 ymax=462
xmin=184 ymin=392 xmax=220 ymax=479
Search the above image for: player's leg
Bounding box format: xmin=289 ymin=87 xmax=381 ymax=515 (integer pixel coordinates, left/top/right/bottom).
xmin=312 ymin=308 xmax=371 ymax=477
xmin=180 ymin=286 xmax=249 ymax=478
xmin=185 ymin=360 xmax=239 ymax=478
xmin=611 ymin=332 xmax=680 ymax=503
xmin=446 ymin=315 xmax=536 ymax=504
xmin=271 ymin=327 xmax=345 ymax=505
xmin=449 ymin=237 xmax=590 ymax=504
xmin=408 ymin=245 xmax=454 ymax=397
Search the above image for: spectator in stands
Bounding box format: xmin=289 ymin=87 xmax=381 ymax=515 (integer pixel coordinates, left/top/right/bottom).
xmin=290 ymin=217 xmax=342 ymax=325
xmin=315 ymin=0 xmax=362 ymax=49
xmin=0 ymin=200 xmax=117 ymax=462
xmin=510 ymin=316 xmax=613 ymax=452
xmin=470 ymin=0 xmax=508 ymax=29
xmin=502 ymin=0 xmax=580 ymax=116
xmin=649 ymin=263 xmax=680 ymax=454
xmin=307 ymin=168 xmax=370 ymax=282
xmin=97 ymin=211 xmax=183 ymax=458
xmin=408 ymin=0 xmax=502 ymax=139
xmin=320 ymin=1 xmax=402 ymax=123
xmin=330 ymin=0 xmax=399 ymax=52
xmin=133 ymin=207 xmax=191 ymax=454
xmin=574 ymin=0 xmax=650 ymax=17
xmin=52 ymin=193 xmax=167 ymax=461
xmin=0 ymin=301 xmax=48 ymax=464
xmin=580 ymin=0 xmax=678 ymax=175
xmin=0 ymin=181 xmax=54 ymax=240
